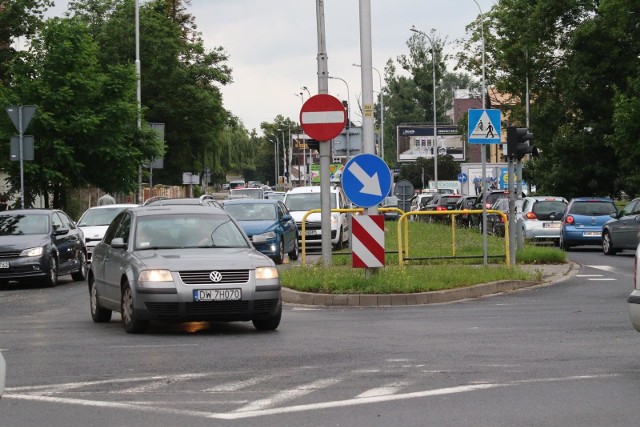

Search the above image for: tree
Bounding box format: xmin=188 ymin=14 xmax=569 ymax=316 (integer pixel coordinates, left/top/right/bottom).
xmin=8 ymin=16 xmax=161 ymax=207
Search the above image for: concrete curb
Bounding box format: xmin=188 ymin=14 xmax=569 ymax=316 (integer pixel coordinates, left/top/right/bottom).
xmin=282 ymin=262 xmax=580 ymax=307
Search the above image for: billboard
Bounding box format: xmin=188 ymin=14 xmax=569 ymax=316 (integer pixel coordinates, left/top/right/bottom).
xmin=397 ymin=125 xmax=465 ymax=162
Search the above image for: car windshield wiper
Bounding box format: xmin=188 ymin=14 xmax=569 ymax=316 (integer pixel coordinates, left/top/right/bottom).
xmin=136 ymin=246 xmax=182 ymax=251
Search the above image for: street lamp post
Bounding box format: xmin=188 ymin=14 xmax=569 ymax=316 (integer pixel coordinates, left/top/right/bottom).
xmin=135 ymin=0 xmax=142 ymax=203
xmin=295 ymin=92 xmax=307 ymax=186
xmin=328 ymin=76 xmax=350 ymax=160
xmin=410 ymin=26 xmax=438 ymax=190
xmin=353 ymin=63 xmax=384 ymax=161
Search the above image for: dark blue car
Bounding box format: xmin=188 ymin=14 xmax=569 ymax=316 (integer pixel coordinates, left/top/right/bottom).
xmin=560 ymin=197 xmax=617 ymax=250
xmin=222 ymin=199 xmax=299 ymax=264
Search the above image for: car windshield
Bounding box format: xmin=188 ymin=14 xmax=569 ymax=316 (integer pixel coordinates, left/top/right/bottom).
xmin=134 ymin=214 xmax=249 ymax=250
xmin=0 ymin=214 xmax=49 ymax=235
xmin=285 ymin=193 xmax=337 ymax=211
xmin=225 ymin=203 xmax=276 ymax=221
xmin=230 ymin=188 xmax=264 ymax=199
xmin=569 ymin=201 xmax=616 ymax=216
xmin=78 ymin=207 xmax=128 ymax=226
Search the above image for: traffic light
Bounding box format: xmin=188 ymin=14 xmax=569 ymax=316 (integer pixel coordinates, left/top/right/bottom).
xmin=506 ymin=125 xmax=538 ymax=160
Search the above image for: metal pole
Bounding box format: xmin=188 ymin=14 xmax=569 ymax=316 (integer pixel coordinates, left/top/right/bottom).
xmin=410 ymin=27 xmax=438 ymax=190
xmin=328 ymin=76 xmax=350 ymax=160
xmin=316 ymin=0 xmax=332 ymax=264
xmin=19 ymin=106 xmax=24 ymax=208
xmin=135 ymin=0 xmax=142 ymax=204
xmin=353 ymin=64 xmax=384 ymax=160
xmin=297 ymin=91 xmax=307 ymax=187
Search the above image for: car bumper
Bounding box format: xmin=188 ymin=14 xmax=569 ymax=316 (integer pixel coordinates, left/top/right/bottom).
xmin=0 ymin=255 xmax=51 ymax=282
xmin=562 ymin=227 xmax=602 ymax=245
xmin=628 ymin=290 xmax=640 ymax=332
xmin=132 ymin=276 xmax=281 ymax=322
xmin=252 ymin=240 xmax=281 ymax=258
xmin=524 ymin=224 xmax=562 ymax=240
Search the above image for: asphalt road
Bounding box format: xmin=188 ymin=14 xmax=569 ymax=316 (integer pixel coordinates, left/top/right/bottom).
xmin=2 ymin=246 xmax=640 ymax=426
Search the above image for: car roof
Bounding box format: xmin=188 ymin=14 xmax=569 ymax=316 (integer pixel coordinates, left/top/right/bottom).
xmin=84 ymin=203 xmax=139 ymax=210
xmin=222 ymin=199 xmax=280 ymax=205
xmin=1 ymin=209 xmax=58 ymax=214
xmin=130 ymin=205 xmax=229 ymax=217
xmin=523 ymin=196 xmax=567 ymax=202
xmin=569 ymin=197 xmax=613 ymax=202
xmin=286 ymin=186 xmax=339 ymax=194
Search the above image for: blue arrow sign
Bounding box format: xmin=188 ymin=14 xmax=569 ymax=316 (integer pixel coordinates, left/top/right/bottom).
xmin=457 ymin=173 xmax=468 ymax=183
xmin=468 ymin=109 xmax=501 ymax=144
xmin=342 ymin=154 xmax=392 ymax=208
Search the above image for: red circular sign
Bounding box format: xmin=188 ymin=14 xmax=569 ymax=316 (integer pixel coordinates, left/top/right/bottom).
xmin=299 ymin=94 xmax=347 ymax=141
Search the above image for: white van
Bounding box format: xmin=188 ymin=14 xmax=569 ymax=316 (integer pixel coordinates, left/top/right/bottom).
xmin=283 ymin=185 xmax=351 ymax=249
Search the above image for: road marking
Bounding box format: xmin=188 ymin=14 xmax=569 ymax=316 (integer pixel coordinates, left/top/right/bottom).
xmin=233 ymin=377 xmax=342 ymax=413
xmin=204 ymin=374 xmax=280 ymax=392
xmin=588 ymin=278 xmax=616 ymax=281
xmin=586 ymin=265 xmax=617 ymax=272
xmin=118 ymin=374 xmax=210 ymax=394
xmin=576 ymin=274 xmax=603 ymax=277
xmin=357 ymin=381 xmax=411 ymax=398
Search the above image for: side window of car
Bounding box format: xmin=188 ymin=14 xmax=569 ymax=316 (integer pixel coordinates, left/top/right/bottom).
xmin=114 ymin=214 xmax=131 ymax=244
xmin=51 ymin=213 xmax=64 ymax=231
xmin=632 ymin=200 xmax=640 ymax=215
xmin=103 ymin=212 xmax=125 ymax=244
xmin=58 ymin=212 xmax=76 ymax=229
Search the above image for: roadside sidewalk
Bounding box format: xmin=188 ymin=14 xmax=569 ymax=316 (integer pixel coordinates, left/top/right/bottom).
xmin=282 ymin=262 xmax=580 ymax=307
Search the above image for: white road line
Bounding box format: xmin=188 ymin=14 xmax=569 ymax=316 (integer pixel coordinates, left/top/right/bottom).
xmin=117 ymin=373 xmax=210 ymax=394
xmin=588 ymin=278 xmax=616 ymax=281
xmin=586 ymin=265 xmax=617 ymax=272
xmin=576 ymin=274 xmax=603 ymax=277
xmin=233 ymin=377 xmax=342 ymax=413
xmin=357 ymin=381 xmax=411 ymax=398
xmin=204 ymin=374 xmax=280 ymax=392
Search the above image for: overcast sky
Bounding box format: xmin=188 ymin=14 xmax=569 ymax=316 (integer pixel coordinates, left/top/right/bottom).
xmin=47 ymin=0 xmax=495 ymax=134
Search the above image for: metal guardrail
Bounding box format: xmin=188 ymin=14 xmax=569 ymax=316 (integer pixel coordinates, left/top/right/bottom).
xmin=300 ymin=208 xmax=405 ymax=266
xmin=396 ymin=209 xmax=510 ymax=267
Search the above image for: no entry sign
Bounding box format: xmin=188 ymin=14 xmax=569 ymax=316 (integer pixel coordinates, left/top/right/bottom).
xmin=299 ymin=94 xmax=346 ymax=141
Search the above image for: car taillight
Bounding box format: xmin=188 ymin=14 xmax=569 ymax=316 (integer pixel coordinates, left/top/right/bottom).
xmin=436 ymin=206 xmax=446 ymax=211
xmin=525 ymin=212 xmax=537 ymax=220
xmin=485 ymin=203 xmax=492 ymax=209
xmin=565 ymin=215 xmax=574 ymax=225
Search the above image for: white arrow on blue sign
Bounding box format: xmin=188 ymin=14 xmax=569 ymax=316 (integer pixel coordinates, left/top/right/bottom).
xmin=342 ymin=154 xmax=392 ymax=208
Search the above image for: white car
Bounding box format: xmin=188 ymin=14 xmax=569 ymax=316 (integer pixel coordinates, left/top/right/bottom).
xmin=283 ymin=185 xmax=351 ymax=249
xmin=77 ymin=204 xmax=138 ymax=262
xmin=629 ymin=244 xmax=640 ymax=332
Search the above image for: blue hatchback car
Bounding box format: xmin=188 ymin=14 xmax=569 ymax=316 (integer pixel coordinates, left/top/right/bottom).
xmin=560 ymin=197 xmax=617 ymax=250
xmin=222 ymin=199 xmax=299 ymax=264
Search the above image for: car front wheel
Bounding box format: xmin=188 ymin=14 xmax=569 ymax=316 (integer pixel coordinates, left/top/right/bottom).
xmin=121 ymin=281 xmax=149 ymax=334
xmin=72 ymin=250 xmax=88 ymax=281
xmin=44 ymin=256 xmax=58 ymax=288
xmin=252 ymin=301 xmax=282 ymax=331
xmin=288 ymin=236 xmax=299 ymax=261
xmin=602 ymin=231 xmax=617 ymax=255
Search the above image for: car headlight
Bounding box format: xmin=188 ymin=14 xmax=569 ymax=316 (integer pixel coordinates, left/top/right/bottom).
xmin=256 ymin=266 xmax=279 ymax=280
xmin=21 ymin=246 xmax=44 ymax=257
xmin=252 ymin=231 xmax=277 ymax=243
xmin=138 ymin=270 xmax=173 ymax=282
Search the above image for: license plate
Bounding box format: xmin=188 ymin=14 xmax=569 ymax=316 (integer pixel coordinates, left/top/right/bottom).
xmin=87 ymin=247 xmax=94 ymax=253
xmin=193 ymin=289 xmax=241 ymax=302
xmin=0 ymin=261 xmax=8 ymax=269
xmin=583 ymin=231 xmax=600 ymax=237
xmin=543 ymin=223 xmax=561 ymax=228
xmin=305 ymin=229 xmax=319 ymax=236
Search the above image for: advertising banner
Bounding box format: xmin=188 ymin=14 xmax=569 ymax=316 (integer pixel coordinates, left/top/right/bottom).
xmin=397 ymin=125 xmax=465 ymax=162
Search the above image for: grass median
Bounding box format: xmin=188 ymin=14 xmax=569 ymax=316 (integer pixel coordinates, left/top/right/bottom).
xmin=281 ymin=220 xmax=566 ymax=294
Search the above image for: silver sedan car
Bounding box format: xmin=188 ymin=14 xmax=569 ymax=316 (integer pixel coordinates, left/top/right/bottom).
xmin=628 ymin=243 xmax=640 ymax=332
xmin=88 ymin=205 xmax=281 ymax=333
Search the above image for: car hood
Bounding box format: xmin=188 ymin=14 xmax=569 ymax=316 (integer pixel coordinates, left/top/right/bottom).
xmin=236 ymin=220 xmax=277 ymax=237
xmin=289 ymin=211 xmax=322 ymax=223
xmin=134 ymin=247 xmax=274 ymax=270
xmin=0 ymin=234 xmax=49 ymax=251
xmin=79 ymin=225 xmax=109 ymax=240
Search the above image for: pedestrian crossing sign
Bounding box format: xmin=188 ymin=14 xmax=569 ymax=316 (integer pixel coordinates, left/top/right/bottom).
xmin=468 ymin=109 xmax=501 ymax=144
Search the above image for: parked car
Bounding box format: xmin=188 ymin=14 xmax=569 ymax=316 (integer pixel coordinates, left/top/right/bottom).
xmin=454 ymin=195 xmax=477 ymax=228
xmin=228 ymin=188 xmax=265 ymax=200
xmin=560 ymin=197 xmax=617 ymax=250
xmin=628 ymin=243 xmax=640 ymax=332
xmin=423 ymin=194 xmax=462 ymax=223
xmin=380 ymin=196 xmax=400 ymax=221
xmin=283 ymin=185 xmax=351 ymax=249
xmin=222 ymin=199 xmax=299 ymax=264
xmin=487 ymin=198 xmax=510 ymax=237
xmin=88 ymin=205 xmax=281 ymax=333
xmin=0 ymin=209 xmax=87 ymax=287
xmin=519 ymin=196 xmax=568 ymax=245
xmin=470 ymin=190 xmax=514 ymax=229
xmin=409 ymin=193 xmax=437 ymax=222
xmin=143 ymin=195 xmax=222 ymax=208
xmin=264 ymin=191 xmax=286 ymax=202
xmin=602 ymin=197 xmax=640 ymax=255
xmin=77 ymin=203 xmax=138 ymax=262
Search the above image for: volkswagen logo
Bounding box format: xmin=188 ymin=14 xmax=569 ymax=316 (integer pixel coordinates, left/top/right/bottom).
xmin=209 ymin=271 xmax=223 ymax=282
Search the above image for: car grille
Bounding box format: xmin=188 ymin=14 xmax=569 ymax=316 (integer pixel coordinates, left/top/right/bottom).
xmin=0 ymin=251 xmax=22 ymax=258
xmin=178 ymin=270 xmax=250 ymax=285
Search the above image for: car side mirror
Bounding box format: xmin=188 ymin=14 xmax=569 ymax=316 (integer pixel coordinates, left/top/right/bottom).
xmin=282 ymin=214 xmax=292 ymax=221
xmin=610 ymin=212 xmax=617 ymax=219
xmin=54 ymin=227 xmax=70 ymax=236
xmin=110 ymin=237 xmax=127 ymax=249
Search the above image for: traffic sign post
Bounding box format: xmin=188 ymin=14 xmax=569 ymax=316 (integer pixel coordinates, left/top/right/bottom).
xmin=6 ymin=106 xmax=36 ymax=209
xmin=394 ymin=179 xmax=414 ymax=214
xmin=352 ymin=215 xmax=385 ymax=268
xmin=342 ymin=154 xmax=392 ymax=208
xmin=299 ymin=94 xmax=346 ymax=142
